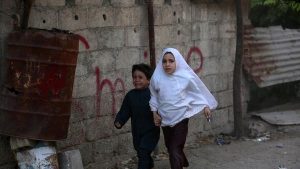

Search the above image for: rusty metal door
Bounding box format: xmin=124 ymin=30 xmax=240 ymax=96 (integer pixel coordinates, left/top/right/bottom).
xmin=0 ymin=29 xmax=79 ymax=140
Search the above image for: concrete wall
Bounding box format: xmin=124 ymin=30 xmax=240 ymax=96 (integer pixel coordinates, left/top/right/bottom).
xmin=0 ymin=0 xmax=236 ymax=168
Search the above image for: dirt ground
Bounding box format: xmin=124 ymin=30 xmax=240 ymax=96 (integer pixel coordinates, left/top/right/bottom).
xmin=120 ymin=117 xmax=300 ymax=169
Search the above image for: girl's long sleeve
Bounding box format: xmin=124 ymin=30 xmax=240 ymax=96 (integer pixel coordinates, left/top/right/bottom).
xmin=149 ymin=79 xmax=159 ymax=112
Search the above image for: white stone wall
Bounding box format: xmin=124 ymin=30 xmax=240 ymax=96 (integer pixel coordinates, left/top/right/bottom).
xmin=0 ymin=0 xmax=236 ymax=168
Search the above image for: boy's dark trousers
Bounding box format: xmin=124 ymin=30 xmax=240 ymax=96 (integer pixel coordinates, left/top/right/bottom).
xmin=137 ymin=148 xmax=154 ymax=169
xmin=162 ymin=118 xmax=189 ymax=169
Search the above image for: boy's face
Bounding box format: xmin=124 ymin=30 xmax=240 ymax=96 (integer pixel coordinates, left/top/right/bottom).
xmin=132 ymin=70 xmax=150 ymax=89
xmin=162 ymin=53 xmax=176 ymax=75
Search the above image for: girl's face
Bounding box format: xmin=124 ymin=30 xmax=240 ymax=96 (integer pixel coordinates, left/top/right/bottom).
xmin=162 ymin=53 xmax=176 ymax=75
xmin=132 ymin=70 xmax=150 ymax=89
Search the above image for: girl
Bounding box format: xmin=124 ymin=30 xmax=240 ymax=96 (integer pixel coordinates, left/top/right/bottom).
xmin=114 ymin=63 xmax=160 ymax=169
xmin=149 ymin=48 xmax=218 ymax=169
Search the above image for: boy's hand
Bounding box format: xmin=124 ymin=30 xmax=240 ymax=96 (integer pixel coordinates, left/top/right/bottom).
xmin=114 ymin=121 xmax=122 ymax=129
xmin=153 ymin=112 xmax=162 ymax=126
xmin=204 ymin=107 xmax=211 ymax=121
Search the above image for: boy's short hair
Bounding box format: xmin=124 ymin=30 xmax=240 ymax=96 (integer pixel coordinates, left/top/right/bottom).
xmin=132 ymin=63 xmax=153 ymax=80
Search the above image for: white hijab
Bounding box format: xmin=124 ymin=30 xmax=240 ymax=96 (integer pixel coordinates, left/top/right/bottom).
xmin=149 ymin=48 xmax=218 ymax=126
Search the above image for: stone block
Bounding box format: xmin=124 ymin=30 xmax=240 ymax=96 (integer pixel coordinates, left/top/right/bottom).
xmin=111 ymin=0 xmax=135 ymax=7
xmin=125 ymin=26 xmax=148 ymax=47
xmin=161 ymin=5 xmax=183 ymax=25
xmin=192 ymin=4 xmax=208 ymax=22
xmin=74 ymin=29 xmax=98 ymax=51
xmin=56 ymin=122 xmax=85 ymax=149
xmin=219 ymin=22 xmax=236 ymax=39
xmin=59 ymin=7 xmax=88 ymax=31
xmin=117 ymin=133 xmax=135 ymax=155
xmin=0 ymin=14 xmax=14 ymax=34
xmin=72 ymin=74 xmax=97 ymax=98
xmin=198 ymin=39 xmax=222 ymax=58
xmin=76 ymin=143 xmax=94 ymax=166
xmin=218 ymin=55 xmax=235 ymax=73
xmin=221 ymin=38 xmax=236 ymax=58
xmin=87 ymin=50 xmax=115 ymax=74
xmin=87 ymin=7 xmax=114 ymax=28
xmin=192 ymin=22 xmax=209 ymax=40
xmin=97 ymin=27 xmax=125 ymax=49
xmin=116 ymin=47 xmax=140 ymax=69
xmin=154 ymin=25 xmax=173 ymax=46
xmin=202 ymin=73 xmax=229 ymax=92
xmin=94 ymin=137 xmax=118 ymax=158
xmin=75 ymin=0 xmax=103 ymax=6
xmin=204 ymin=107 xmax=229 ymax=131
xmin=114 ymin=7 xmax=146 ymax=26
xmin=200 ymin=56 xmax=219 ymax=76
xmin=29 ymin=7 xmax=58 ymax=30
xmin=85 ymin=116 xmax=114 ymax=141
xmin=217 ymin=90 xmax=233 ymax=108
xmin=171 ymin=24 xmax=192 ymax=44
xmin=34 ymin=0 xmax=65 ymax=6
xmin=207 ymin=4 xmax=222 ymax=21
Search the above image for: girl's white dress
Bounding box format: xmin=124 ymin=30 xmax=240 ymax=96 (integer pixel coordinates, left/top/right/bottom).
xmin=149 ymin=48 xmax=218 ymax=126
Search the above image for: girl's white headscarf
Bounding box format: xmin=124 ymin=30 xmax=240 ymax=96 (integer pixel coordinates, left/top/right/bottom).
xmin=149 ymin=48 xmax=218 ymax=126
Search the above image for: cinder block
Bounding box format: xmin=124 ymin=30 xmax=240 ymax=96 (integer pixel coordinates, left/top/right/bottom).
xmin=75 ymin=0 xmax=103 ymax=6
xmin=201 ymin=56 xmax=219 ymax=76
xmin=111 ymin=0 xmax=135 ymax=7
xmin=73 ymin=74 xmax=97 ymax=98
xmin=56 ymin=122 xmax=85 ymax=149
xmin=218 ymin=55 xmax=235 ymax=73
xmin=97 ymin=28 xmax=125 ymax=48
xmin=192 ymin=22 xmax=209 ymax=40
xmin=77 ymin=143 xmax=94 ymax=166
xmin=161 ymin=5 xmax=182 ymax=25
xmin=154 ymin=25 xmax=172 ymax=46
xmin=217 ymin=90 xmax=233 ymax=108
xmin=219 ymin=22 xmax=236 ymax=39
xmin=202 ymin=73 xmax=229 ymax=92
xmin=192 ymin=4 xmax=208 ymax=22
xmin=115 ymin=48 xmax=140 ymax=69
xmin=59 ymin=7 xmax=88 ymax=31
xmin=85 ymin=116 xmax=114 ymax=141
xmin=171 ymin=24 xmax=191 ymax=44
xmin=94 ymin=137 xmax=118 ymax=158
xmin=117 ymin=133 xmax=135 ymax=155
xmin=75 ymin=29 xmax=98 ymax=51
xmin=114 ymin=7 xmax=145 ymax=26
xmin=28 ymin=7 xmax=58 ymax=30
xmin=87 ymin=7 xmax=114 ymax=28
xmin=207 ymin=4 xmax=221 ymax=21
xmin=125 ymin=26 xmax=148 ymax=47
xmin=34 ymin=0 xmax=65 ymax=6
xmin=87 ymin=50 xmax=115 ymax=73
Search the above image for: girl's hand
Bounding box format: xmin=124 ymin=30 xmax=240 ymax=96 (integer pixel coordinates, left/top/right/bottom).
xmin=153 ymin=112 xmax=162 ymax=126
xmin=204 ymin=107 xmax=211 ymax=121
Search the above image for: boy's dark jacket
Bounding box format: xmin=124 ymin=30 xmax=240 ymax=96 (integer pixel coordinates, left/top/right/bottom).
xmin=114 ymin=88 xmax=160 ymax=151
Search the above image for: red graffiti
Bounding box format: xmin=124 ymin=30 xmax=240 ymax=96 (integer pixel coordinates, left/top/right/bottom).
xmin=95 ymin=67 xmax=126 ymax=118
xmin=144 ymin=50 xmax=148 ymax=59
xmin=38 ymin=67 xmax=67 ymax=97
xmin=78 ymin=34 xmax=90 ymax=49
xmin=186 ymin=47 xmax=204 ymax=73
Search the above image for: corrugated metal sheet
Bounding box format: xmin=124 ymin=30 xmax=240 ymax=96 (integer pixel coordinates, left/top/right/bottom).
xmin=243 ymin=26 xmax=300 ymax=87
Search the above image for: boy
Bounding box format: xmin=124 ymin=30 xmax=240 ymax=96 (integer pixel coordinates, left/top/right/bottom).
xmin=114 ymin=63 xmax=160 ymax=169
